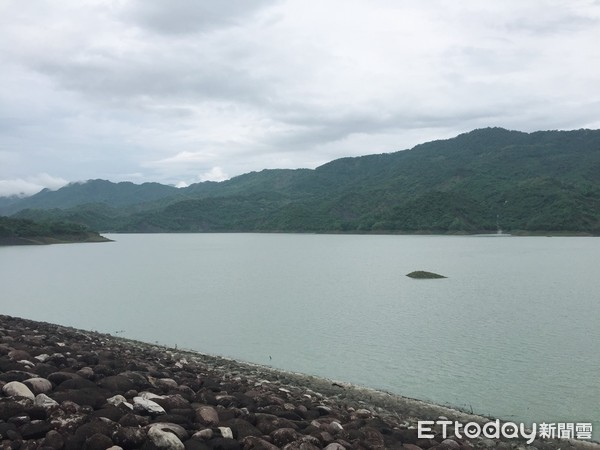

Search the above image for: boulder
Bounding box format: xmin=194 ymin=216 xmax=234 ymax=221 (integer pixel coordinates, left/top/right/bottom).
xmin=23 ymin=377 xmax=53 ymax=395
xmin=147 ymin=425 xmax=185 ymax=450
xmin=223 ymin=418 xmax=262 ymax=439
xmin=83 ymin=432 xmax=115 ymax=450
xmin=0 ymin=398 xmax=29 ymax=420
xmin=19 ymin=420 xmax=52 ymax=439
xmin=195 ymin=405 xmax=219 ymax=426
xmin=34 ymin=393 xmax=59 ymax=409
xmin=99 ymin=375 xmax=136 ymax=393
xmin=271 ymin=427 xmax=300 ymax=447
xmin=148 ymin=423 xmax=188 ymax=441
xmin=2 ymin=381 xmax=35 ymax=400
xmin=114 ymin=426 xmax=147 ymax=448
xmin=134 ymin=396 xmax=166 ymax=415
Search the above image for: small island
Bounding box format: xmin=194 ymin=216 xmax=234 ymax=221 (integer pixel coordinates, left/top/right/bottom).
xmin=406 ymin=270 xmax=447 ymax=279
xmin=0 ymin=216 xmax=110 ymax=246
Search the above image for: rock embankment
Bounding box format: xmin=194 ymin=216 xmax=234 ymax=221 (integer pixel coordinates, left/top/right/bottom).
xmin=0 ymin=315 xmax=596 ymax=450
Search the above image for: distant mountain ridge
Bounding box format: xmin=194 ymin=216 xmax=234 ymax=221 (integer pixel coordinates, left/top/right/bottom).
xmin=4 ymin=127 xmax=600 ymax=234
xmin=0 ymin=179 xmax=179 ymax=214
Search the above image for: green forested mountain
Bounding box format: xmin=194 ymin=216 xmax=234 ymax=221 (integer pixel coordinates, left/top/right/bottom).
xmin=7 ymin=128 xmax=600 ymax=234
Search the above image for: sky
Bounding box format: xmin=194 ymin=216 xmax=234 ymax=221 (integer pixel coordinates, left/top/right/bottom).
xmin=1 ymin=0 xmax=600 ymax=197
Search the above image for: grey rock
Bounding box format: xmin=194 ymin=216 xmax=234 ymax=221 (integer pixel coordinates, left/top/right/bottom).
xmin=83 ymin=432 xmax=114 ymax=450
xmin=218 ymin=426 xmax=234 ymax=439
xmin=241 ymin=436 xmax=279 ymax=450
xmin=56 ymin=377 xmax=97 ymax=391
xmin=35 ymin=353 xmax=50 ymax=362
xmin=270 ymin=427 xmax=300 ymax=447
xmin=47 ymin=371 xmax=81 ymax=385
xmin=183 ymin=440 xmax=212 ymax=450
xmin=133 ymin=396 xmax=166 ymax=415
xmin=34 ymin=393 xmax=59 ymax=409
xmin=114 ymin=426 xmax=147 ymax=448
xmin=52 ymin=387 xmax=109 ymax=409
xmin=77 ymin=367 xmax=95 ymax=379
xmin=8 ymin=349 xmax=32 ymax=362
xmin=74 ymin=419 xmax=119 ymax=444
xmin=316 ymin=405 xmax=332 ymax=415
xmin=6 ymin=429 xmax=20 ymax=441
xmin=9 ymin=414 xmax=30 ymax=427
xmin=318 ymin=431 xmax=334 ymax=444
xmin=23 ymin=377 xmax=53 ymax=395
xmin=139 ymin=391 xmax=164 ymax=400
xmin=329 ymin=421 xmax=344 ymax=433
xmin=281 ymin=440 xmax=320 ymax=450
xmin=323 ymin=444 xmax=346 ymax=450
xmin=0 ymin=401 xmax=29 ymax=422
xmin=0 ymin=422 xmax=17 ymax=439
xmin=223 ymin=418 xmax=261 ymax=439
xmin=0 ymin=369 xmax=37 ymax=383
xmin=99 ymin=375 xmax=136 ymax=393
xmin=119 ymin=413 xmax=150 ymax=427
xmin=361 ymin=427 xmax=385 ymax=449
xmin=192 ymin=429 xmax=213 ymax=440
xmin=93 ymin=405 xmax=127 ymax=422
xmin=195 ymin=405 xmax=219 ymax=426
xmin=441 ymin=438 xmax=461 ymax=449
xmin=256 ymin=416 xmax=299 ymax=434
xmin=354 ymin=408 xmax=371 ymax=418
xmin=147 ymin=426 xmax=185 ymax=450
xmin=2 ymin=381 xmax=35 ymax=400
xmin=106 ymin=394 xmax=129 ymax=407
xmin=478 ymin=437 xmax=497 ymax=448
xmin=148 ymin=423 xmax=188 ymax=441
xmin=44 ymin=429 xmax=65 ymax=449
xmin=153 ymin=394 xmax=190 ymax=412
xmin=119 ymin=371 xmax=152 ymax=390
xmin=206 ymin=438 xmax=241 ymax=450
xmin=19 ymin=420 xmax=51 ymax=439
xmin=153 ymin=378 xmax=178 ymax=390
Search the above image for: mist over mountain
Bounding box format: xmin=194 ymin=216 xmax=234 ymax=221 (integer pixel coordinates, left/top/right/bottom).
xmin=5 ymin=128 xmax=600 ymax=234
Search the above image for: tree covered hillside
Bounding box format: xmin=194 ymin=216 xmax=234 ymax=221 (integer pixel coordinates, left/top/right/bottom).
xmin=7 ymin=128 xmax=600 ymax=235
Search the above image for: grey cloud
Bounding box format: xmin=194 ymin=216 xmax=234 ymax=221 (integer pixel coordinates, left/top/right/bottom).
xmin=122 ymin=0 xmax=275 ymax=35
xmin=30 ymin=33 xmax=281 ymax=117
xmin=0 ymin=117 xmax=29 ymax=133
xmin=1 ymin=0 xmax=599 ymax=196
xmin=505 ymin=10 xmax=599 ymax=35
xmin=262 ymin=109 xmax=500 ymax=154
xmin=36 ymin=56 xmax=268 ymax=108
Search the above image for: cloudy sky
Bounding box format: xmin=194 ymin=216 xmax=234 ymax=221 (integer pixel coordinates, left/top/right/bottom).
xmin=1 ymin=0 xmax=599 ymax=196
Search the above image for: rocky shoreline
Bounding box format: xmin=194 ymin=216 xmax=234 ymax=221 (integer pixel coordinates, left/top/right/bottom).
xmin=0 ymin=315 xmax=596 ymax=450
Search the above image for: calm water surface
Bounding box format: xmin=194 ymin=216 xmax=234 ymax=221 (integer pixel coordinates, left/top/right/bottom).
xmin=1 ymin=234 xmax=598 ymax=437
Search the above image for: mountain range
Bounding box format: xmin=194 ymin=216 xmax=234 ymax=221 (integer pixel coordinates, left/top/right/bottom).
xmin=2 ymin=127 xmax=599 ymax=234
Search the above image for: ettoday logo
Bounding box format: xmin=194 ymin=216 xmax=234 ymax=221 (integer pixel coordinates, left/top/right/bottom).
xmin=418 ymin=420 xmax=593 ymax=444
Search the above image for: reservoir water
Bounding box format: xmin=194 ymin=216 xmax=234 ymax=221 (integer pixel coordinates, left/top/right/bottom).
xmin=1 ymin=234 xmax=598 ymax=438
